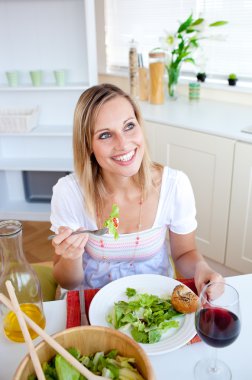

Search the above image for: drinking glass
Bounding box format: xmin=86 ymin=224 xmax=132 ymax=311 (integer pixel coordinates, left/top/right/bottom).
xmin=194 ymin=282 xmax=241 ymax=380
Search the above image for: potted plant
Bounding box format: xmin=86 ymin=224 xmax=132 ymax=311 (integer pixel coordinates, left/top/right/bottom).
xmin=161 ymin=15 xmax=227 ymax=98
xmin=196 ymin=72 xmax=207 ymax=82
xmin=228 ymin=73 xmax=238 ymax=86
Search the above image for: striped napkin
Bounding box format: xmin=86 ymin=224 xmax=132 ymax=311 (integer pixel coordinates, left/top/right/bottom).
xmin=66 ymin=278 xmax=201 ymax=344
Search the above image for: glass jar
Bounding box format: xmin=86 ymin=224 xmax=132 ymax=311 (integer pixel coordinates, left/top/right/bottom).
xmin=129 ymin=40 xmax=138 ymax=98
xmin=0 ymin=220 xmax=46 ymax=342
xmin=149 ymin=51 xmax=165 ymax=104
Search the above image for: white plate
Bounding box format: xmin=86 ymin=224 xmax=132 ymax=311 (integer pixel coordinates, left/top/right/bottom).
xmin=89 ymin=274 xmax=196 ymax=356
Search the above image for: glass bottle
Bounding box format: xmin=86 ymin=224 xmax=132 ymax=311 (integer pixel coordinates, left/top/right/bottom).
xmin=149 ymin=51 xmax=165 ymax=104
xmin=0 ymin=220 xmax=46 ymax=342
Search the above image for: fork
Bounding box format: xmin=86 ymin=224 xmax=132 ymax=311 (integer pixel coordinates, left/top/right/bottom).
xmin=47 ymin=227 xmax=109 ymax=240
xmin=79 ymin=287 xmax=89 ymax=326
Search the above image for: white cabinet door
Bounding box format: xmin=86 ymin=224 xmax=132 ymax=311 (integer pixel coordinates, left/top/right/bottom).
xmin=226 ymin=142 xmax=252 ymax=273
xmin=144 ymin=121 xmax=235 ymax=263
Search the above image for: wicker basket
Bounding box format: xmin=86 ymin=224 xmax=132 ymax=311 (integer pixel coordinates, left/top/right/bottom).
xmin=0 ymin=107 xmax=39 ymax=133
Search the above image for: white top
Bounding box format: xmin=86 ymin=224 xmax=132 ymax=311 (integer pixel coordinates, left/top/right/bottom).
xmin=50 ymin=166 xmax=197 ymax=288
xmin=1 ymin=274 xmax=251 ymax=380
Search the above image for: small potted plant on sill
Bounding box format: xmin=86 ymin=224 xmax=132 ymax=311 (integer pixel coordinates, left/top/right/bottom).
xmin=196 ymin=72 xmax=207 ymax=82
xmin=228 ymin=73 xmax=238 ymax=86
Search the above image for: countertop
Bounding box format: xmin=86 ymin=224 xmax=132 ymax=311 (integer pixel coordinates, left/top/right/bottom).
xmin=138 ymin=97 xmax=252 ymax=143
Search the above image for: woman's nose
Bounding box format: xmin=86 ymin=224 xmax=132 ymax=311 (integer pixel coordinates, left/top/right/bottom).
xmin=114 ymin=133 xmax=127 ymax=150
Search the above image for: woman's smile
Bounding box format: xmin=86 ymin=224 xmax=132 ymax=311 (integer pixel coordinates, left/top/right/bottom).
xmin=112 ymin=148 xmax=136 ymax=164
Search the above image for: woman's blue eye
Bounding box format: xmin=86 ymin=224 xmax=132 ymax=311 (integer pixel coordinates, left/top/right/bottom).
xmin=99 ymin=131 xmax=111 ymax=139
xmin=98 ymin=123 xmax=135 ymax=139
xmin=125 ymin=122 xmax=135 ymax=131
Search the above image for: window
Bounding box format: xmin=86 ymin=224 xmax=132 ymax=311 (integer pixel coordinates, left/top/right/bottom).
xmin=104 ymin=0 xmax=252 ymax=81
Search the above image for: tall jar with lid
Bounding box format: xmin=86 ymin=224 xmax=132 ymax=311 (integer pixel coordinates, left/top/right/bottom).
xmin=0 ymin=220 xmax=46 ymax=342
xmin=149 ymin=51 xmax=165 ymax=104
xmin=129 ymin=39 xmax=138 ymax=98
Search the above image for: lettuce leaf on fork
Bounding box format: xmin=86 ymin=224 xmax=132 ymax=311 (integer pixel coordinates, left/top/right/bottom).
xmin=103 ymin=204 xmax=120 ymax=240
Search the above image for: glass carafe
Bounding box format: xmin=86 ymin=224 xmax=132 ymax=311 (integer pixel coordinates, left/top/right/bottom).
xmin=0 ymin=220 xmax=46 ymax=342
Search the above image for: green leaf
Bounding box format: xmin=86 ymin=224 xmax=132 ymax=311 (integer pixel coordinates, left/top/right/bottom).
xmin=110 ymin=204 xmax=119 ymax=218
xmin=67 ymin=347 xmax=81 ymax=360
xmin=131 ymin=327 xmax=149 ymax=343
xmin=159 ymin=320 xmax=179 ymax=330
xmin=184 ymin=58 xmax=195 ymax=64
xmin=42 ymin=361 xmax=57 ymax=379
xmin=126 ymin=288 xmax=137 ymax=297
xmin=119 ymin=367 xmax=145 ymax=380
xmin=107 ymin=288 xmax=182 ymax=344
xmin=177 ymin=14 xmax=193 ymax=33
xmin=105 ymin=350 xmax=118 ymax=359
xmin=190 ymin=40 xmax=199 ymax=48
xmin=28 ymin=375 xmax=37 ymax=380
xmin=121 ymin=313 xmax=138 ymax=324
xmin=191 ymin=18 xmax=204 ymax=26
xmin=148 ymin=329 xmax=162 ymax=343
xmin=186 ymin=28 xmax=197 ymax=34
xmin=228 ymin=73 xmax=237 ymax=79
xmin=209 ymin=21 xmax=228 ymax=27
xmin=103 ymin=203 xmax=120 ymax=240
xmin=105 ymin=362 xmax=119 ymax=378
xmin=55 ymin=354 xmax=80 ymax=380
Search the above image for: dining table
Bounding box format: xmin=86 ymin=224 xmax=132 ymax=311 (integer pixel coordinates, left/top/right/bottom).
xmin=0 ymin=273 xmax=251 ymax=380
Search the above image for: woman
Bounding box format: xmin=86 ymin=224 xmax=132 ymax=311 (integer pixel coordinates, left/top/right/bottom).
xmin=50 ymin=83 xmax=223 ymax=293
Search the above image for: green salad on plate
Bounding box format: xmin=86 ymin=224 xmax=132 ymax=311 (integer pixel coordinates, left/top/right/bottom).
xmin=107 ymin=288 xmax=182 ymax=344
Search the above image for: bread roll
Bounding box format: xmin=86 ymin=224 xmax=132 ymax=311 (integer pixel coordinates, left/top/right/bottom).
xmin=171 ymin=284 xmax=198 ymax=314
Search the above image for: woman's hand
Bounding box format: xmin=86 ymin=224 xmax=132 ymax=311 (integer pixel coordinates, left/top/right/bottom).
xmin=52 ymin=226 xmax=89 ymax=261
xmin=194 ymin=260 xmax=224 ymax=295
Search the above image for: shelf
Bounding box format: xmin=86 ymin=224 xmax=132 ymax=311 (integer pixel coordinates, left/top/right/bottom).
xmin=0 ymin=124 xmax=73 ymax=137
xmin=0 ymin=83 xmax=90 ymax=92
xmin=0 ymin=158 xmax=73 ymax=171
xmin=0 ymin=200 xmax=51 ymax=222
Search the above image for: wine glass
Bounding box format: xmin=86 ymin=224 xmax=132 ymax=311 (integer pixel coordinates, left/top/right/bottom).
xmin=194 ymin=281 xmax=241 ymax=380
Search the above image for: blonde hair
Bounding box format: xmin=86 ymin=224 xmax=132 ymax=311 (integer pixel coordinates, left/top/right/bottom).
xmin=73 ymin=83 xmax=160 ymax=218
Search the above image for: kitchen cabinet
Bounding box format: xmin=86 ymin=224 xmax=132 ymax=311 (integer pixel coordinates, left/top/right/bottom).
xmin=226 ymin=142 xmax=252 ymax=273
xmin=144 ymin=121 xmax=235 ymax=264
xmin=0 ymin=0 xmax=97 ymax=221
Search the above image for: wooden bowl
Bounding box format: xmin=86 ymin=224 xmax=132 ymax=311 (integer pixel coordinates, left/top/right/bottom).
xmin=14 ymin=326 xmax=156 ymax=379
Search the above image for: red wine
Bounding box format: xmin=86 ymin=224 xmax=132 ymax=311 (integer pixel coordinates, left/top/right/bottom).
xmin=196 ymin=307 xmax=241 ymax=348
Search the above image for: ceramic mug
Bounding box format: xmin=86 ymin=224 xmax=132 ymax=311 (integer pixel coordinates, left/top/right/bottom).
xmin=189 ymin=82 xmax=200 ymax=101
xmin=6 ymin=71 xmax=19 ymax=87
xmin=54 ymin=70 xmax=66 ymax=86
xmin=30 ymin=70 xmax=43 ymax=86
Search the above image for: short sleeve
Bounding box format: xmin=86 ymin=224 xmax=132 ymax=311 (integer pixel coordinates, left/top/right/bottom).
xmin=169 ymin=171 xmax=197 ymax=234
xmin=50 ymin=174 xmax=93 ymax=233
